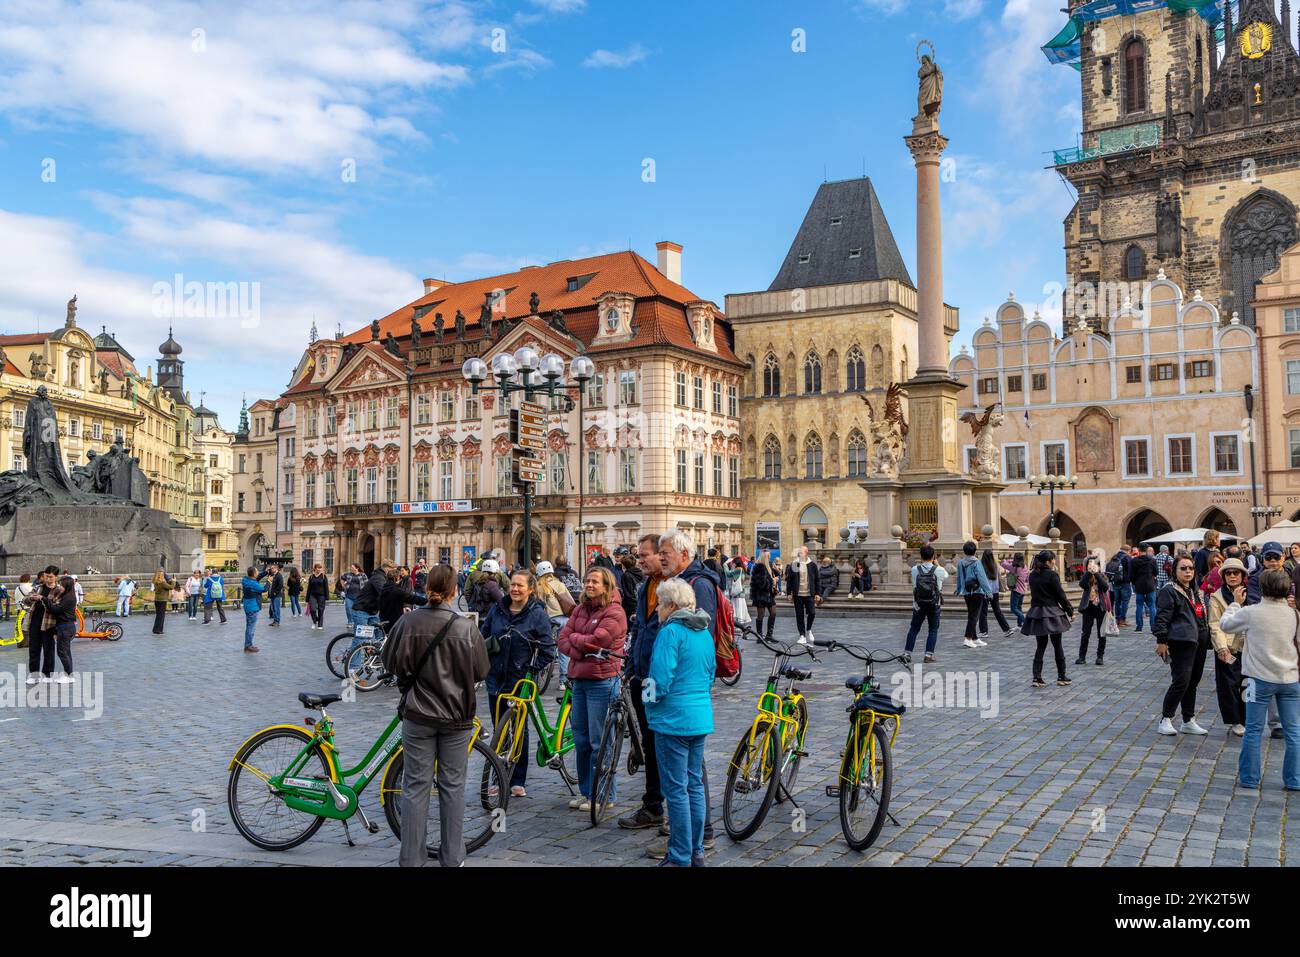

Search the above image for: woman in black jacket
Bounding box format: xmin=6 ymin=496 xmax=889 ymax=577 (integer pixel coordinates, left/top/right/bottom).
xmin=287 ymin=568 xmax=303 ymax=618
xmin=1022 ymin=551 xmax=1073 ymax=687
xmin=44 ymin=574 xmax=79 ymax=683
xmin=378 ymin=567 xmax=427 ymax=634
xmin=306 ymin=563 xmax=330 ymax=631
xmin=1074 ymin=556 xmax=1112 ymax=666
xmin=1152 ymin=554 xmax=1211 ymax=736
xmin=750 ymin=551 xmax=777 ymax=640
xmin=617 ymin=555 xmax=643 ymax=621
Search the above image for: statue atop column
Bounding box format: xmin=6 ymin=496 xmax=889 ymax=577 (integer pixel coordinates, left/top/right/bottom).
xmin=960 ymin=403 xmax=1005 ymax=483
xmin=917 ymin=41 xmax=943 ymax=121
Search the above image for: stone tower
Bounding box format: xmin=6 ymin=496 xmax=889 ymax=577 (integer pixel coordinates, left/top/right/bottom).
xmin=1059 ymin=0 xmax=1300 ymax=326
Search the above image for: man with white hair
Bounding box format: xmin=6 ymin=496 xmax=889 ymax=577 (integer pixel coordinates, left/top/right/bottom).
xmin=654 ymin=528 xmax=720 ymax=857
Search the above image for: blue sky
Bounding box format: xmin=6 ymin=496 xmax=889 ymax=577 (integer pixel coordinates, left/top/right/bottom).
xmin=0 ymin=0 xmax=1081 ymax=428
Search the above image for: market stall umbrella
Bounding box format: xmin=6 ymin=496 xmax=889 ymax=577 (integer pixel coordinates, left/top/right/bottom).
xmin=1139 ymin=527 xmax=1239 ymax=547
xmin=998 ymin=533 xmax=1052 ymax=547
xmin=1248 ymin=520 xmax=1300 ymax=548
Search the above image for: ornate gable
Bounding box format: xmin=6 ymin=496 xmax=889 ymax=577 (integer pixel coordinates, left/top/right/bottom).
xmin=1201 ymin=1 xmax=1300 ymax=134
xmin=335 ymin=353 xmax=403 ymax=392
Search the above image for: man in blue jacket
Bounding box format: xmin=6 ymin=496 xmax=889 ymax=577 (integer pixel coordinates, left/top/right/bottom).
xmin=240 ymin=566 xmax=271 ymax=653
xmin=202 ymin=566 xmax=228 ymax=624
xmin=619 ymin=533 xmax=666 ymax=832
xmin=653 ymin=529 xmax=720 ymax=858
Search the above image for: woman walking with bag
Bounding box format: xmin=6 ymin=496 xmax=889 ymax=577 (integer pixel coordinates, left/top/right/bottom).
xmin=1074 ymin=556 xmax=1112 ymax=666
xmin=152 ymin=567 xmax=176 ymax=635
xmin=749 ymin=551 xmax=777 ymax=640
xmin=1022 ymin=550 xmax=1073 ymax=688
xmin=1001 ymin=553 xmax=1029 ymax=627
xmin=954 ymin=541 xmax=993 ymax=649
xmin=978 ymin=548 xmax=1014 ymax=638
xmin=306 ymin=563 xmax=329 ymax=630
xmin=1152 ymin=554 xmax=1211 ymax=736
xmin=287 ymin=568 xmax=303 ymax=618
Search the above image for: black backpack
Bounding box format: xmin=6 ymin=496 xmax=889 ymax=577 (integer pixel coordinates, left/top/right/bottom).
xmin=914 ymin=565 xmax=941 ymax=607
xmin=1105 ymin=557 xmax=1124 ymax=582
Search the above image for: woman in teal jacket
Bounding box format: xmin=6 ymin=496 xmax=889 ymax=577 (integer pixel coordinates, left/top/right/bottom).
xmin=646 ymin=577 xmax=715 ymax=867
xmin=240 ymin=566 xmax=270 ymax=653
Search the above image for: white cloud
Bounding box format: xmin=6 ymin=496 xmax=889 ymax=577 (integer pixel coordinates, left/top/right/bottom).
xmin=0 ymin=1 xmax=477 ymax=176
xmin=855 ymin=0 xmax=907 ymax=15
xmin=944 ymin=154 xmax=1066 ymax=251
xmin=530 ymin=0 xmax=586 ymax=11
xmin=944 ymin=0 xmax=984 ymax=20
xmin=483 ymin=47 xmax=553 ymax=77
xmin=583 ymin=44 xmax=650 ymax=69
xmin=976 ymin=0 xmax=1074 ymax=130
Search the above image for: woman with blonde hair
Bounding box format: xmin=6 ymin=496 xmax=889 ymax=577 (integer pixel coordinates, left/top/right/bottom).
xmin=557 ymin=565 xmax=628 ymax=813
xmin=152 ymin=566 xmax=176 ymax=635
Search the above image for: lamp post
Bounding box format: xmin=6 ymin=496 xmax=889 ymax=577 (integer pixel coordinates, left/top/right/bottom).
xmin=462 ymin=348 xmax=590 ymax=571
xmin=1028 ymin=473 xmax=1078 ymax=532
xmin=1251 ymin=503 xmax=1282 ymax=534
xmin=1245 ymin=384 xmax=1262 ymax=535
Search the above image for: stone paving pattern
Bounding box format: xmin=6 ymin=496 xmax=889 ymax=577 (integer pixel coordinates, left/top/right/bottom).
xmin=1 ymin=602 xmax=1297 ymax=866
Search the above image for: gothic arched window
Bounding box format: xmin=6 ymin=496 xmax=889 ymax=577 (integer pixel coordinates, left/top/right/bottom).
xmin=763 ymin=435 xmax=782 ymax=479
xmin=762 ymin=354 xmax=781 ymax=397
xmin=1124 ymin=244 xmax=1145 ymax=280
xmin=1123 ymin=38 xmax=1147 ymax=114
xmin=804 ymin=432 xmax=823 ymax=479
xmin=845 ymin=346 xmax=865 ymax=392
xmin=846 ymin=430 xmax=868 ymax=477
xmin=803 ymin=350 xmax=822 ymax=394
xmin=1227 ymin=193 xmax=1298 ymax=325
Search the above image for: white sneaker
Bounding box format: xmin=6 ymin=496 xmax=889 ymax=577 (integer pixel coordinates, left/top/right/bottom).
xmin=1181 ymin=719 xmax=1209 ymax=736
xmin=974 ymin=639 xmax=988 ymax=647
xmin=1002 ymin=630 xmax=1016 ymax=639
xmin=54 ymin=674 xmax=74 ymax=684
xmin=25 ymin=675 xmax=38 ymax=686
xmin=806 ymin=630 xmax=815 ymax=645
xmin=797 ymin=635 xmax=807 ymax=645
xmin=569 ymin=796 xmax=584 ymax=809
xmin=1231 ymin=724 xmax=1246 ymax=736
xmin=577 ymin=799 xmax=591 ymax=812
xmin=963 ymin=638 xmax=979 ymax=649
xmin=39 ymin=675 xmax=52 ymax=683
xmin=976 ymin=633 xmax=989 ymax=640
xmin=1157 ymin=718 xmax=1177 ymax=736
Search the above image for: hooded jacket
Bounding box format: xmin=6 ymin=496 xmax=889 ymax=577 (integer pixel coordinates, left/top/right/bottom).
xmin=557 ymin=598 xmax=628 ymax=680
xmin=480 ymin=594 xmax=554 ymax=688
xmin=631 ymin=574 xmax=665 ymax=679
xmin=677 ymin=557 xmax=722 ymax=626
xmin=382 ymin=604 xmax=490 ymax=729
xmin=240 ymin=576 xmax=267 ymax=613
xmin=646 ymin=607 xmax=715 ymax=737
xmin=351 ymin=569 xmax=388 ymax=614
xmin=378 ymin=579 xmax=427 ymax=633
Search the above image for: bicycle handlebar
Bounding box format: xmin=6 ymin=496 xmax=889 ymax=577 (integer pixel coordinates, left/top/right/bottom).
xmin=819 ymin=639 xmax=902 ymax=664
xmin=755 ymin=633 xmax=820 ymax=660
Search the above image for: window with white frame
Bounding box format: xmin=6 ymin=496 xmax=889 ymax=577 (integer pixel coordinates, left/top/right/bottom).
xmin=1123 ymin=437 xmax=1151 ymax=478
xmin=1041 ymin=441 xmax=1068 ymax=477
xmin=693 ymin=452 xmax=705 ymax=494
xmin=712 ymin=453 xmax=723 ymax=494
xmin=676 ymin=449 xmax=687 ymax=491
xmin=324 ymin=471 xmax=336 ymax=507
xmin=1289 ymin=360 xmax=1300 ymax=395
xmin=12 ymin=409 xmax=24 ymax=428
xmin=619 ymin=370 xmax=637 ymax=406
xmin=693 ymin=376 xmax=704 ymax=409
xmin=1211 ymin=432 xmax=1241 ymax=475
xmin=464 ymin=458 xmax=478 ymax=497
xmin=729 ymin=456 xmax=739 ymax=497
xmin=364 ymin=466 xmax=378 ymax=503
xmin=620 ymin=449 xmax=637 ymax=492
xmin=346 ymin=468 xmax=358 ymax=504
xmin=325 ymin=404 xmax=337 ymax=434
xmin=675 ymin=372 xmax=687 ymax=406
xmin=586 ymin=374 xmax=605 ymax=406
xmin=416 ymin=461 xmax=430 ymax=500
xmin=304 ymin=474 xmax=316 ymax=508
xmin=712 ymin=381 xmax=722 ymax=414
xmin=550 ymin=452 xmax=567 ymax=493
xmin=1286 ymin=307 xmax=1300 ymax=333
xmin=365 ymin=399 xmax=379 ymax=430
xmin=1166 ymin=434 xmax=1194 ymax=476
xmin=439 ymin=391 xmax=454 ymax=421
xmin=385 ymin=398 xmax=399 ymax=429
xmin=587 ymin=449 xmax=604 ymax=493
xmin=416 ymin=393 xmax=432 ymax=425
xmin=496 ymin=455 xmax=512 ymax=496
xmin=1290 ymin=428 xmax=1300 ymax=469
xmin=92 ymin=422 xmax=102 ymax=440
xmin=439 ymin=460 xmax=453 ymax=499
xmin=727 ymin=384 xmax=738 ymax=418
xmin=464 ymin=394 xmax=479 ymax=420
xmin=1003 ymin=444 xmax=1027 ymax=481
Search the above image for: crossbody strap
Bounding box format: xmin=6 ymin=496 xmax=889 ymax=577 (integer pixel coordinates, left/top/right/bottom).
xmin=397 ymin=613 xmax=458 ymax=717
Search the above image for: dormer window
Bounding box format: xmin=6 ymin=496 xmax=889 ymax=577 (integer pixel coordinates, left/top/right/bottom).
xmin=830 ymin=217 xmax=842 ymax=226
xmin=798 ymin=254 xmax=812 ymax=264
xmin=568 ymin=279 xmax=580 ymax=292
xmin=849 ymin=248 xmax=862 ymax=259
xmin=566 ymin=274 xmax=594 ymax=293
xmin=605 ymin=308 xmax=620 ymax=332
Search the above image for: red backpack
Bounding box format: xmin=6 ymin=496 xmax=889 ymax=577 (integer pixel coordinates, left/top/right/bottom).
xmin=686 ymin=572 xmax=739 ymax=679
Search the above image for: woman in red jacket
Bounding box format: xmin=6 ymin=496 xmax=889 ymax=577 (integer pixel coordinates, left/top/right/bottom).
xmin=557 ymin=566 xmax=628 ymax=814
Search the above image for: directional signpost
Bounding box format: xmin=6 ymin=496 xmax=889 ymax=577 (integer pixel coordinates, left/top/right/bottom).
xmin=515 ymin=401 xmax=546 ymax=484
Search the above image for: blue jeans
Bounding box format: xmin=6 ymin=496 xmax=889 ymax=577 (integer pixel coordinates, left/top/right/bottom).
xmin=571 ymin=676 xmax=619 ymax=800
xmin=244 ymin=610 xmax=258 ymax=648
xmin=289 ymin=595 xmax=301 ymax=616
xmin=904 ymin=604 xmax=940 ymax=654
xmin=1133 ymin=591 xmax=1156 ymax=630
xmin=186 ymin=595 xmax=199 ymax=617
xmin=1115 ymin=583 xmax=1132 ymax=622
xmin=1009 ymin=591 xmax=1025 ymax=626
xmin=343 ymin=596 xmax=354 ymax=621
xmin=550 ymin=617 xmax=569 ymax=678
xmin=269 ymin=595 xmax=282 ymax=624
xmin=656 ymin=732 xmax=707 ymax=865
xmin=1240 ymin=678 xmax=1300 ymax=789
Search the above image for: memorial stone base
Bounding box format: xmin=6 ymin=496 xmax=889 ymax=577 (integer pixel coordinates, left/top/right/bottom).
xmin=0 ymin=504 xmax=201 ymax=576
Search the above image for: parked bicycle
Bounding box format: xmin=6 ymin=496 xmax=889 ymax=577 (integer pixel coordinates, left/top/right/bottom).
xmin=819 ymin=640 xmax=904 ymax=851
xmin=325 ymin=621 xmax=384 ymax=680
xmin=721 ymin=633 xmax=816 ymax=841
xmin=489 ymin=634 xmax=577 ymax=795
xmin=585 ymin=646 xmax=645 ymax=827
xmin=227 ymin=690 xmax=508 ymax=856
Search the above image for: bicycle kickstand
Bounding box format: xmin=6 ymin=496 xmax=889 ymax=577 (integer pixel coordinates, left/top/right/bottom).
xmin=340 ymin=816 xmax=356 ymax=847
xmin=886 ymin=809 xmax=901 ymax=828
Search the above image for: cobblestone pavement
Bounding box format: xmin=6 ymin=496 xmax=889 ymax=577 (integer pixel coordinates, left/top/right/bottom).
xmin=1 ymin=603 xmax=1296 ymax=867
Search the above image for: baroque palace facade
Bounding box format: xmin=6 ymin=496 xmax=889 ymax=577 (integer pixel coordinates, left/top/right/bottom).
xmin=273 ymin=245 xmax=744 ymax=574
xmin=728 ymin=178 xmax=957 ymax=557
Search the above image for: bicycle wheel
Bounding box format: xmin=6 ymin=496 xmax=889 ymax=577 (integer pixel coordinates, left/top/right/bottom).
xmin=776 ymin=698 xmax=808 ymax=803
xmin=489 ymin=707 xmax=523 ymax=772
xmin=720 ymin=645 xmax=743 ymax=687
xmin=536 ymin=658 xmax=555 ymax=695
xmin=380 ymin=739 xmax=509 ymax=857
xmin=345 ymin=643 xmax=386 ymax=692
xmin=100 ymin=620 xmax=124 ymax=641
xmin=325 ymin=632 xmax=354 ymax=679
xmin=227 ymin=727 xmax=329 ymax=851
xmin=589 ymin=705 xmax=626 ymax=827
xmin=722 ymin=725 xmax=781 ymax=841
xmin=839 ymin=719 xmax=893 ymax=851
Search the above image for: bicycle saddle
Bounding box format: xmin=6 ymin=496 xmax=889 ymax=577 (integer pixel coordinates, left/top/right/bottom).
xmin=844 ymin=675 xmax=867 ymax=692
xmin=299 ymin=692 xmax=342 ymax=709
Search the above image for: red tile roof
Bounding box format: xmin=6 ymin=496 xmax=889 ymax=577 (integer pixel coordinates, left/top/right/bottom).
xmin=2 ymin=356 xmax=21 ymax=377
xmin=0 ymin=333 xmax=51 ymax=347
xmin=95 ymin=350 xmax=132 ymax=380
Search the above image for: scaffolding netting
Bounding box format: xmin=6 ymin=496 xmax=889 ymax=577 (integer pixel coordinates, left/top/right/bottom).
xmin=1043 ymin=1 xmax=1238 ymax=67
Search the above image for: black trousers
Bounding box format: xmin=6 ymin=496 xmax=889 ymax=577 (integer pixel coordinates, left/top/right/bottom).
xmin=1213 ymin=650 xmax=1245 ymax=726
xmin=963 ymin=594 xmax=984 ymax=639
xmin=1077 ymin=606 xmax=1106 ymax=659
xmin=979 ymin=594 xmax=1011 ymax=634
xmin=793 ymin=596 xmax=816 ymax=636
xmin=54 ymin=621 xmax=74 ymax=674
xmin=28 ymin=627 xmax=55 ymax=676
xmin=308 ymin=595 xmax=326 ymax=626
xmin=153 ymin=601 xmax=167 ymax=634
xmin=628 ymin=675 xmax=662 ymax=815
xmin=1162 ymin=641 xmax=1208 ymax=722
xmin=1033 ymin=633 xmax=1067 ymax=681
xmin=752 ymin=602 xmax=775 ymax=639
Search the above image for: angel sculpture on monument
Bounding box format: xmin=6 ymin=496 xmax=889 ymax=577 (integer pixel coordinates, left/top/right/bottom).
xmin=959 ymin=402 xmax=1005 ymax=482
xmin=861 ymin=383 xmax=908 ymax=478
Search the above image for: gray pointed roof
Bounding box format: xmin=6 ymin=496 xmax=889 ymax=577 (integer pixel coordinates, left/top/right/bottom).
xmin=768 ymin=177 xmax=912 ymax=292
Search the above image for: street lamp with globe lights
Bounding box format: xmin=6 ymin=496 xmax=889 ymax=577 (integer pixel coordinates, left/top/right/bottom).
xmin=461 ymin=339 xmax=580 ymax=569
xmin=1028 ymin=473 xmax=1077 ymax=533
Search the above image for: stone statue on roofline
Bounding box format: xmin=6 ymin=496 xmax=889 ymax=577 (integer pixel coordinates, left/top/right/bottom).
xmin=454 ymin=309 xmax=466 ymax=340
xmin=434 ymin=312 xmax=444 ymax=342
xmin=410 ymin=316 xmax=422 ymax=349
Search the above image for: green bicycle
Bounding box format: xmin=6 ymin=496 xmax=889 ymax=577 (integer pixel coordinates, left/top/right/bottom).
xmin=227 ymin=690 xmax=508 ymax=856
xmin=489 ymin=635 xmax=578 ymax=794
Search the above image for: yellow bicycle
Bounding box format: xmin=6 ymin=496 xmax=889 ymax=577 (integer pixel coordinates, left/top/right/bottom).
xmin=488 ymin=636 xmax=577 ymax=794
xmin=722 ymin=633 xmax=817 ymax=841
xmin=0 ymin=608 xmax=25 ymax=647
